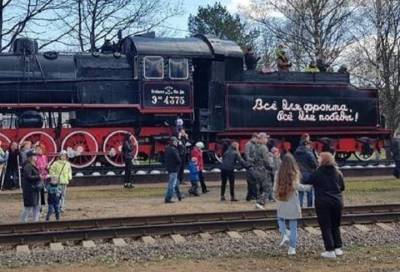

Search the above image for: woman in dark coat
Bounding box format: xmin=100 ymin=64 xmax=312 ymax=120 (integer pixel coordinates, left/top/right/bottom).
xmin=21 ymin=150 xmax=42 ymax=222
xmin=4 ymin=142 xmax=20 ymax=190
xmin=304 ymin=152 xmax=345 ymax=259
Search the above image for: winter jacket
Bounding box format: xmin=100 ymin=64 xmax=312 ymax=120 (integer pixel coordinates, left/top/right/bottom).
xmin=253 ymin=144 xmax=274 ymax=172
xmin=0 ymin=148 xmax=8 ymax=164
xmin=49 ymin=160 xmax=72 ymax=185
xmin=188 ymin=161 xmax=199 ymax=182
xmin=294 ymin=145 xmax=318 ymax=174
xmin=47 ymin=183 xmax=62 ymax=205
xmin=122 ymin=139 xmax=134 ymax=161
xmin=244 ymin=140 xmax=257 ymax=165
xmin=220 ymin=146 xmax=247 ymax=172
xmin=273 ymin=176 xmax=312 ymax=219
xmin=191 ymin=147 xmax=204 ymax=171
xmin=6 ymin=149 xmax=19 ymax=172
xmin=22 ymin=161 xmax=41 ymax=207
xmin=305 ymin=165 xmax=345 ymax=208
xmin=164 ymin=144 xmax=181 ymax=173
xmin=35 ymin=155 xmax=49 ymax=177
xmin=391 ymin=137 xmax=400 ymax=161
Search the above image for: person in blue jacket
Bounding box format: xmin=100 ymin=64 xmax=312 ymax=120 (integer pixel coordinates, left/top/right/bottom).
xmin=188 ymin=157 xmax=200 ymax=196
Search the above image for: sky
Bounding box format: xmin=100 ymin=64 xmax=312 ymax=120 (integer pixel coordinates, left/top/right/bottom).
xmin=163 ymin=0 xmax=250 ymax=37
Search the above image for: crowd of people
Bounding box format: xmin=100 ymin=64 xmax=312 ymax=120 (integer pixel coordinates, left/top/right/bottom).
xmin=158 ymin=124 xmax=345 ymax=259
xmin=0 ymin=141 xmax=72 ymax=222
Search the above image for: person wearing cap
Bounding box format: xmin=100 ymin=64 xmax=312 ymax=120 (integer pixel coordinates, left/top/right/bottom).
xmin=49 ymin=150 xmax=72 ymax=212
xmin=163 ymin=136 xmax=183 ymax=203
xmin=253 ymin=133 xmax=275 ymax=209
xmin=294 ymin=134 xmax=318 ymax=207
xmin=191 ymin=141 xmax=208 ymax=193
xmin=276 ymin=44 xmax=292 ymax=72
xmin=21 ymin=150 xmax=42 ymax=222
xmin=244 ymin=133 xmax=258 ymax=201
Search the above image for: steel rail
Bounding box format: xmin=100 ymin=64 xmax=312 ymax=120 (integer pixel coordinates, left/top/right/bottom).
xmin=0 ymin=211 xmax=398 ymax=245
xmin=0 ymin=204 xmax=399 ymax=235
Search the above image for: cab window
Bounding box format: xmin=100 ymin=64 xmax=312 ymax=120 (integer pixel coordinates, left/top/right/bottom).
xmin=144 ymin=56 xmax=164 ymax=79
xmin=169 ymin=58 xmax=188 ymax=80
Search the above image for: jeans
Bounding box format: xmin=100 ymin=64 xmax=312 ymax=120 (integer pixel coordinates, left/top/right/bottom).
xmin=220 ymin=170 xmax=235 ymax=198
xmin=198 ymin=171 xmax=208 ymax=192
xmin=21 ymin=206 xmax=41 ymax=223
xmin=46 ymin=203 xmax=60 ymax=221
xmin=59 ymin=185 xmax=67 ymax=211
xmin=277 ymin=218 xmax=298 ymax=248
xmin=165 ymin=172 xmax=181 ymax=201
xmin=299 ymin=190 xmax=314 ymax=207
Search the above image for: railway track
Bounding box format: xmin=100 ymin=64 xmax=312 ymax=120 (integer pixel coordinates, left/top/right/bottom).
xmin=1 ymin=204 xmax=399 ymax=245
xmin=71 ymin=164 xmax=395 ymax=186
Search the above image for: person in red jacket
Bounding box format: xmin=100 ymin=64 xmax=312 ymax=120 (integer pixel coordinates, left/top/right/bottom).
xmin=191 ymin=142 xmax=209 ymax=193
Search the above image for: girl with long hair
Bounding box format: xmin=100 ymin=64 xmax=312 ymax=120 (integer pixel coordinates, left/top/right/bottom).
xmin=304 ymin=152 xmax=345 ymax=259
xmin=273 ymin=153 xmax=312 ymax=256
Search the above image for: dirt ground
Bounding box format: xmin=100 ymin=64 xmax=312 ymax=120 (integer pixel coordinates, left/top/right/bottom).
xmin=0 ymin=178 xmax=399 ymax=224
xmin=1 ymin=244 xmax=400 ymax=272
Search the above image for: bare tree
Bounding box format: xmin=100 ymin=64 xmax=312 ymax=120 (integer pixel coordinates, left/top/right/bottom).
xmin=58 ymin=0 xmax=182 ymax=52
xmin=248 ymin=0 xmax=357 ymax=68
xmin=0 ymin=0 xmax=70 ymax=52
xmin=351 ymin=0 xmax=400 ymax=131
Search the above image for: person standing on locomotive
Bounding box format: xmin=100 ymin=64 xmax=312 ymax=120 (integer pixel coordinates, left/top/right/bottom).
xmin=164 ymin=137 xmax=183 ymax=203
xmin=244 ymin=47 xmax=260 ymax=71
xmin=191 ymin=142 xmax=209 ymax=193
xmin=245 ymin=133 xmax=258 ymax=201
xmin=122 ymin=134 xmax=135 ymax=188
xmin=253 ymin=133 xmax=274 ymax=210
xmin=276 ymin=44 xmax=291 ymax=72
xmin=294 ymin=134 xmax=318 ymax=208
xmin=391 ymin=132 xmax=400 ymax=178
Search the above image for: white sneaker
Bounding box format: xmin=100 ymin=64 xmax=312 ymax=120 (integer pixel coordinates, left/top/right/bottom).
xmin=279 ymin=234 xmax=289 ymax=247
xmin=288 ymin=247 xmax=296 ymax=255
xmin=335 ymin=248 xmax=344 ymax=256
xmin=255 ymin=203 xmax=265 ymax=210
xmin=321 ymin=251 xmax=336 ymax=259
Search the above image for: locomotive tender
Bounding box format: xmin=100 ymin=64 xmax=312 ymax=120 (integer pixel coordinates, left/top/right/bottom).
xmin=0 ymin=35 xmax=390 ymax=168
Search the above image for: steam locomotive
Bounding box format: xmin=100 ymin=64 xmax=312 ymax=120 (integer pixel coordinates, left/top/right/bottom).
xmin=0 ymin=35 xmax=391 ymax=169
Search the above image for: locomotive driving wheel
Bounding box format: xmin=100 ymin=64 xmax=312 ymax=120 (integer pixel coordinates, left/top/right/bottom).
xmin=61 ymin=131 xmax=98 ymax=168
xmin=0 ymin=133 xmax=11 ymax=150
xmin=354 ymin=139 xmax=376 ymax=161
xmin=20 ymin=131 xmax=57 ymax=163
xmin=103 ymin=130 xmax=138 ymax=167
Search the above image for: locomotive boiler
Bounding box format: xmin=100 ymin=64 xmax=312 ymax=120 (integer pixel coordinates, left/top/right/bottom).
xmin=0 ymin=35 xmax=391 ymax=169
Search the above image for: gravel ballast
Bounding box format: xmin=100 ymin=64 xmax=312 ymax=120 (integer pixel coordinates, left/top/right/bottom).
xmin=0 ymin=223 xmax=399 ymax=268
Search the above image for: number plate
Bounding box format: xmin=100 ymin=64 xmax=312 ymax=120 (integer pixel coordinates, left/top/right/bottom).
xmin=143 ymin=82 xmax=191 ymax=108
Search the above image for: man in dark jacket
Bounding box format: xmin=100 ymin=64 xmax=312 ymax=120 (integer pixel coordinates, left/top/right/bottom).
xmin=122 ymin=134 xmax=135 ymax=188
xmin=391 ymin=133 xmax=400 ymax=178
xmin=294 ymin=136 xmax=318 ymax=207
xmin=244 ymin=133 xmax=258 ymax=201
xmin=164 ymin=137 xmax=183 ymax=203
xmin=253 ymin=133 xmax=274 ymax=209
xmin=21 ymin=150 xmax=42 ymax=222
xmin=219 ymin=142 xmax=248 ymax=201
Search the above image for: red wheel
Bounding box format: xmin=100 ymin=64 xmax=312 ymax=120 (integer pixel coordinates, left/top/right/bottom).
xmin=20 ymin=131 xmax=57 ymax=163
xmin=0 ymin=133 xmax=11 ymax=150
xmin=103 ymin=130 xmax=138 ymax=167
xmin=61 ymin=131 xmax=98 ymax=168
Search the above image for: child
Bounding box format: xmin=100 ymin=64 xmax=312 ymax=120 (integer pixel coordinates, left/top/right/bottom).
xmin=46 ymin=177 xmax=62 ymax=221
xmin=188 ymin=157 xmax=200 ymax=196
xmin=273 ymin=153 xmax=312 ymax=256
